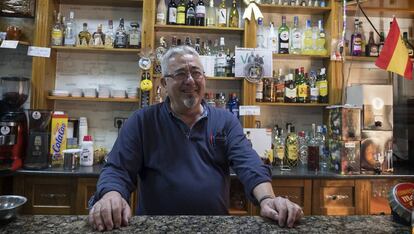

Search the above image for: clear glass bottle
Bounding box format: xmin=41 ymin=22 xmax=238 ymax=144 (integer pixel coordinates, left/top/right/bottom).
xmin=92 ymin=24 xmax=105 ymax=46
xmin=315 ymin=19 xmax=327 ymax=55
xmin=256 ymin=18 xmax=266 ymax=48
xmin=186 ymin=0 xmax=196 ymax=25
xmin=218 ymin=0 xmax=227 ymax=27
xmin=278 ymin=16 xmax=289 ymax=54
xmin=64 ymin=11 xmax=76 ymax=47
xmin=290 ymin=16 xmax=302 ymax=54
xmin=302 ymin=19 xmax=314 ymax=55
xmin=194 ymin=37 xmax=201 ymax=54
xmin=157 ymin=0 xmax=167 ymax=25
xmin=273 ymin=128 xmax=285 ymax=167
xmin=307 ymin=124 xmax=320 ymax=171
xmin=167 ymin=0 xmax=177 ymax=25
xmin=229 ymin=0 xmax=239 ymax=28
xmin=206 ymin=0 xmax=216 ymax=27
xmin=195 ymin=0 xmax=206 ymax=26
xmin=128 ymin=22 xmax=141 ymax=48
xmin=51 ymin=12 xmax=63 ymax=46
xmin=298 ymin=131 xmax=308 ymax=169
xmin=215 ymin=37 xmax=227 ymax=77
xmin=268 ymin=21 xmax=278 ymax=53
xmin=104 ymin=20 xmax=114 ymax=48
xmin=114 ymin=18 xmax=128 ymax=48
xmin=256 ymin=79 xmax=264 ymax=102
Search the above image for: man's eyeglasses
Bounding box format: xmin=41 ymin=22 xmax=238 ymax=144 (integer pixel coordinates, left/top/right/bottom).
xmin=164 ymin=70 xmax=205 ymax=81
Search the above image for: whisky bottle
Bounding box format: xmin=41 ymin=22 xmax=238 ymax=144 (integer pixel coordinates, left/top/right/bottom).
xmin=186 ymin=0 xmax=196 ymax=25
xmin=290 ymin=16 xmax=302 ymax=54
xmin=273 ymin=128 xmax=285 ymax=167
xmin=263 ymin=77 xmax=275 ymax=102
xmin=64 ymin=11 xmax=76 ymax=46
xmin=206 ymin=0 xmax=216 ymax=27
xmin=104 ymin=20 xmax=114 ymax=48
xmin=229 ymin=0 xmax=239 ymax=28
xmin=195 ymin=0 xmax=206 ymax=26
xmin=78 ymin=23 xmax=91 ymax=47
xmin=176 ymin=0 xmax=186 ymax=25
xmin=128 ymin=22 xmax=141 ymax=48
xmin=92 ymin=24 xmax=105 ymax=47
xmin=296 ymin=67 xmax=308 ymax=103
xmin=275 ymin=68 xmax=285 ymax=103
xmin=284 ymin=73 xmax=296 ymax=103
xmin=285 ymin=125 xmax=299 ymax=168
xmin=218 ymin=0 xmax=227 ymax=27
xmin=114 ymin=18 xmax=127 ymax=48
xmin=157 ymin=0 xmax=167 ymax=25
xmin=51 ymin=11 xmax=63 ymax=46
xmin=316 ymin=68 xmax=328 ymax=103
xmin=278 ymin=16 xmax=289 ymax=54
xmin=167 ymin=0 xmax=177 ymax=25
xmin=365 ymin=31 xmax=377 ymax=57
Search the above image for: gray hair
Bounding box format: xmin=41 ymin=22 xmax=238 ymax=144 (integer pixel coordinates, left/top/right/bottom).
xmin=160 ymin=45 xmax=201 ymax=76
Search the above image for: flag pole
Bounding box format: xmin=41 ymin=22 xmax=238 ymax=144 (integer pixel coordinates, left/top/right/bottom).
xmin=356 ymin=1 xmax=381 ymax=38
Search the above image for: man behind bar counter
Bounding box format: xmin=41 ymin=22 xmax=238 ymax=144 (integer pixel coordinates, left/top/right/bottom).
xmin=88 ymin=45 xmax=303 ymax=231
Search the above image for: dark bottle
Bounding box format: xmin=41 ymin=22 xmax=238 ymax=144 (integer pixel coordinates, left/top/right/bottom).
xmin=317 ymin=68 xmax=328 ymax=103
xmin=263 ymin=77 xmax=275 ymax=102
xmin=114 ymin=18 xmax=127 ymax=48
xmin=403 ymin=32 xmax=414 ymax=57
xmin=296 ymin=67 xmax=308 ymax=103
xmin=167 ymin=0 xmax=177 ymax=25
xmin=378 ymin=32 xmax=385 ymax=54
xmin=365 ymin=31 xmax=378 ymax=57
xmin=195 ymin=0 xmax=206 ymax=26
xmin=194 ymin=37 xmax=201 ymax=54
xmin=284 ymin=72 xmax=297 ymax=103
xmin=226 ymin=93 xmax=240 ymax=119
xmin=186 ymin=0 xmax=196 ymax=26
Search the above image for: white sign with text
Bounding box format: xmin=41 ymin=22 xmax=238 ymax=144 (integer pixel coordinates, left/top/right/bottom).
xmin=235 ymin=47 xmax=273 ymax=78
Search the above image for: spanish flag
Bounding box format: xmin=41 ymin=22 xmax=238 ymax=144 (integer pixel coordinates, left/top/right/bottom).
xmin=375 ymin=18 xmax=413 ymax=80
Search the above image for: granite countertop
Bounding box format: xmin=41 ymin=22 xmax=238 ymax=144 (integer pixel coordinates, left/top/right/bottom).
xmin=0 ymin=215 xmax=410 ymax=233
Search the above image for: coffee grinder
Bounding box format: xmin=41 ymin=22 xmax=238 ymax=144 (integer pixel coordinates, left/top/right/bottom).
xmin=0 ymin=77 xmax=30 ymax=172
xmin=24 ymin=109 xmax=53 ymax=169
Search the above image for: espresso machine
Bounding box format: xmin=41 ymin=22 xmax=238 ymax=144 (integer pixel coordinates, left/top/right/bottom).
xmin=0 ymin=77 xmax=30 ymax=172
xmin=24 ymin=109 xmax=52 ymax=169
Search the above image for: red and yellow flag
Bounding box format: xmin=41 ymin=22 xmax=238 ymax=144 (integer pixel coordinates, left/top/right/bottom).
xmin=375 ymin=18 xmax=413 ymax=80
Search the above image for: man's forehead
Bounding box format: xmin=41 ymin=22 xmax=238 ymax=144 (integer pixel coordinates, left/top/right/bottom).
xmin=168 ymin=54 xmax=203 ymax=70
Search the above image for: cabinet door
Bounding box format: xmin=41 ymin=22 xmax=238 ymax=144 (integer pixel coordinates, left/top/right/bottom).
xmin=312 ymin=179 xmax=361 ymax=215
xmin=272 ymin=179 xmax=312 ymax=215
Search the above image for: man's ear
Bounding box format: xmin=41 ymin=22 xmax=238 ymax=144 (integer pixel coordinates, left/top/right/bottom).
xmin=161 ymin=78 xmax=167 ymax=87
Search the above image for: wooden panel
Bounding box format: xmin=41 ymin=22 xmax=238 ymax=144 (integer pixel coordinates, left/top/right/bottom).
xmin=271 ymin=179 xmax=312 ymax=215
xmin=320 ymin=180 xmax=355 ymax=187
xmin=59 ymin=0 xmax=143 ymax=8
xmin=76 ymin=178 xmax=98 ymax=215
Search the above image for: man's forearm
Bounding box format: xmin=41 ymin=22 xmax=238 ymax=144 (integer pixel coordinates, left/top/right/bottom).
xmin=253 ymin=182 xmax=275 ymax=204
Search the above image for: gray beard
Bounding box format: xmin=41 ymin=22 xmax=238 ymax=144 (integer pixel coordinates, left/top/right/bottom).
xmin=183 ymin=96 xmax=197 ymax=109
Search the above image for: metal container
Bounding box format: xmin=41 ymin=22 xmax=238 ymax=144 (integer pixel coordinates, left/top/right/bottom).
xmin=62 ymin=149 xmax=81 ymax=170
xmin=0 ymin=195 xmax=27 ymax=221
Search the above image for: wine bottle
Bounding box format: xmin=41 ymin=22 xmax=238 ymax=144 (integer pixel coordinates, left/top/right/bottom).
xmin=186 ymin=0 xmax=196 ymax=26
xmin=167 ymin=0 xmax=177 ymax=25
xmin=278 ymin=16 xmax=289 ymax=54
xmin=157 ymin=0 xmax=167 ymax=25
xmin=218 ymin=0 xmax=227 ymax=27
xmin=229 ymin=0 xmax=239 ymax=28
xmin=195 ymin=0 xmax=206 ymax=26
xmin=176 ymin=0 xmax=186 ymax=25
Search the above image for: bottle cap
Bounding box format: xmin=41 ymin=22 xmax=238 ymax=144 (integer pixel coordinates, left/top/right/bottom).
xmin=83 ymin=135 xmax=93 ymax=141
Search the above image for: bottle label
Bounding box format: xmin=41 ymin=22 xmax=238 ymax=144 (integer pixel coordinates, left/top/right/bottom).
xmin=157 ymin=13 xmax=165 ymax=22
xmin=280 ymin=31 xmax=289 ymax=42
xmin=129 ymin=33 xmax=140 ymax=46
xmin=317 ymin=80 xmax=328 ymax=97
xmin=196 ymin=5 xmax=206 ymax=16
xmin=276 ymin=146 xmax=285 ymax=160
xmin=219 ymin=9 xmax=227 ymax=24
xmin=169 ymin=8 xmax=177 ymax=23
xmin=285 ymin=87 xmax=296 ymax=98
xmin=187 ymin=7 xmax=195 ymax=18
xmin=297 ymin=84 xmax=308 ymax=98
xmin=310 ymin=87 xmax=319 ymax=97
xmin=51 ymin=30 xmax=63 ymax=45
xmin=64 ymin=38 xmax=76 ymax=46
xmin=287 ymin=144 xmax=298 ymax=160
xmin=292 ymin=31 xmax=302 ymax=49
xmin=177 ymin=7 xmax=186 ymax=24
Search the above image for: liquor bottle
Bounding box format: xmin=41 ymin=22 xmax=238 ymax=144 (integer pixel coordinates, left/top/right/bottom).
xmin=366 ymin=31 xmax=378 ymax=57
xmin=176 ymin=0 xmax=186 ymax=25
xmin=403 ymin=32 xmax=414 ymax=57
xmin=186 ymin=0 xmax=196 ymax=26
xmin=296 ymin=67 xmax=308 ymax=103
xmin=268 ymin=21 xmax=278 ymax=53
xmin=308 ymin=70 xmax=319 ymax=103
xmin=229 ymin=0 xmax=239 ymax=28
xmin=167 ymin=0 xmax=177 ymax=25
xmin=78 ymin=23 xmax=91 ymax=47
xmin=194 ymin=37 xmax=201 ymax=54
xmin=256 ymin=79 xmax=264 ymax=102
xmin=155 ymin=37 xmax=167 ymax=74
xmin=206 ymin=0 xmax=216 ymax=27
xmin=378 ymin=32 xmax=385 ymax=54
xmin=284 ymin=73 xmax=296 ymax=103
xmin=64 ymin=11 xmax=76 ymax=46
xmin=230 ymin=52 xmax=236 ymax=77
xmin=317 ymin=125 xmax=328 ymax=171
xmin=225 ymin=48 xmax=232 ymax=76
xmin=263 ymin=77 xmax=274 ymax=102
xmin=350 ymin=18 xmax=363 ymax=56
xmin=92 ymin=24 xmax=105 ymax=46
xmin=114 ymin=18 xmax=128 ymax=48
xmin=195 ymin=0 xmax=206 ymax=26
xmin=128 ymin=22 xmax=141 ymax=48
xmin=218 ymin=0 xmax=227 ymax=27
xmin=278 ymin=16 xmax=289 ymax=54
xmin=302 ymin=19 xmax=314 ymax=55
xmin=307 ymin=123 xmax=320 ymax=171
xmin=153 ymin=86 xmax=163 ymax=104
xmin=275 ymin=68 xmax=285 ymax=103
xmin=184 ymin=36 xmax=192 ymax=46
xmin=273 ymin=128 xmax=285 ymax=167
xmin=256 ymin=18 xmax=266 ymax=48
xmin=227 ymin=93 xmax=240 ymax=119
xmin=315 ymin=19 xmax=327 ymax=55
xmin=104 ymin=20 xmax=115 ymax=48
xmin=285 ymin=125 xmax=299 ymax=168
xmin=215 ymin=37 xmax=227 ymax=77
xmin=290 ymin=16 xmax=302 ymax=54
xmin=157 ymin=0 xmax=167 ymax=25
xmin=215 ymin=92 xmax=226 ymax=108
xmin=316 ymin=68 xmax=328 ymax=103
xmin=298 ymin=131 xmax=308 ymax=168
xmin=206 ymin=92 xmax=216 ymax=107
xmin=51 ymin=12 xmax=63 ymax=46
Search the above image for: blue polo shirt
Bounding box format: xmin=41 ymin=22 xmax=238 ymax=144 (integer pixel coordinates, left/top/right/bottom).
xmin=95 ymin=98 xmax=271 ymax=215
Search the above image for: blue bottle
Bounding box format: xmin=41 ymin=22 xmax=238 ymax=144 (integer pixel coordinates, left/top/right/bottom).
xmin=226 ymin=93 xmax=240 ymax=119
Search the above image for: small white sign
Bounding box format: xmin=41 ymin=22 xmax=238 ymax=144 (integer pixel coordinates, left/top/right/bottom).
xmin=27 ymin=46 xmax=51 ymax=58
xmin=239 ymin=105 xmax=261 ymax=116
xmin=0 ymin=40 xmax=19 ymax=49
xmin=235 ymin=47 xmax=273 ymax=78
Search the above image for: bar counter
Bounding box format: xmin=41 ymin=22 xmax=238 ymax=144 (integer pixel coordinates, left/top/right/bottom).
xmin=0 ymin=215 xmax=410 ymax=233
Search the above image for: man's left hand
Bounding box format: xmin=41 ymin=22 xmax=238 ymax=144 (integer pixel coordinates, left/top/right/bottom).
xmin=259 ymin=196 xmax=303 ymax=228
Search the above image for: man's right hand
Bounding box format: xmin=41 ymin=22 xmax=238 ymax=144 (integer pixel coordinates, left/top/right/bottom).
xmin=88 ymin=191 xmax=131 ymax=231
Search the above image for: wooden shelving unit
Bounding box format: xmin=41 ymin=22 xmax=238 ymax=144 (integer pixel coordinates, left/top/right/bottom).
xmin=47 ymin=96 xmax=139 ymax=103
xmin=259 ymin=4 xmax=331 ymax=14
xmin=256 ymin=102 xmax=330 ymax=107
xmin=59 ymin=0 xmax=143 ymax=7
xmin=345 ymin=56 xmax=377 ymax=62
xmin=347 ymin=5 xmax=414 ymax=18
xmin=154 ymin=24 xmax=244 ymax=34
xmin=51 ymin=46 xmax=140 ymax=54
xmin=273 ymin=53 xmax=330 ymax=59
xmin=207 ymin=77 xmax=243 ymax=81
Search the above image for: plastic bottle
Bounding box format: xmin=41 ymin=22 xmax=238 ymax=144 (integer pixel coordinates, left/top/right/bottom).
xmin=80 ymin=135 xmax=94 ymax=166
xmin=78 ymin=117 xmax=88 ymax=145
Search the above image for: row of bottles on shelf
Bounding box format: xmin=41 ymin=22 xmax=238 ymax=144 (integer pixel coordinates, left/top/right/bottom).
xmin=255 ymin=66 xmax=328 ymax=104
xmin=155 ymin=36 xmax=236 ymax=77
xmin=51 ymin=11 xmax=141 ymax=49
xmin=157 ymin=0 xmax=240 ymax=28
xmin=260 ymin=0 xmax=328 ymax=7
xmin=350 ymin=18 xmax=413 ymax=57
xmin=257 ymin=16 xmax=327 ymax=56
xmin=205 ymin=92 xmax=240 ymax=119
xmin=268 ymin=123 xmax=329 ymax=171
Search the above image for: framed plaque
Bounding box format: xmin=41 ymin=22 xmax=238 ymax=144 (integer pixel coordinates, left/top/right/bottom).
xmin=0 ymin=0 xmax=36 ymax=18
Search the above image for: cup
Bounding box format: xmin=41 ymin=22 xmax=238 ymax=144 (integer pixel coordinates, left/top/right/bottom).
xmin=62 ymin=149 xmax=81 ymax=170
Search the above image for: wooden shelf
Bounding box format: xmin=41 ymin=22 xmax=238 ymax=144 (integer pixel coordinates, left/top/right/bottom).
xmin=228 ymin=208 xmax=248 ymax=216
xmin=59 ymin=0 xmax=142 ymax=8
xmin=259 ymin=4 xmax=331 ymax=14
xmin=47 ymin=96 xmax=139 ymax=103
xmin=207 ymin=77 xmax=243 ymax=81
xmin=256 ymin=102 xmax=330 ymax=107
xmin=347 ymin=6 xmax=414 ymax=18
xmin=273 ymin=53 xmax=329 ymax=59
xmin=51 ymin=46 xmax=140 ymax=54
xmin=154 ymin=24 xmax=244 ymax=34
xmin=345 ymin=56 xmax=377 ymax=62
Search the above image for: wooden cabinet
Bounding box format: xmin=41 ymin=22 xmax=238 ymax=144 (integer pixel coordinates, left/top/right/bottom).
xmin=272 ymin=179 xmax=312 ymax=215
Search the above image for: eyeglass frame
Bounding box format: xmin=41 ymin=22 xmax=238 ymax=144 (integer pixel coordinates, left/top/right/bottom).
xmin=163 ymin=69 xmax=206 ymax=81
